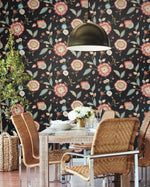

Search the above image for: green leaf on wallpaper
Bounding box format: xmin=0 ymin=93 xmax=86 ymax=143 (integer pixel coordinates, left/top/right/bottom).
xmin=137 ymin=78 xmax=140 ymax=86
xmin=0 ymin=28 xmax=4 ymax=33
xmin=87 ymin=102 xmax=94 ymax=106
xmin=93 ymin=16 xmax=96 ymax=23
xmin=120 ymin=71 xmax=125 ymax=78
xmin=33 ymin=112 xmax=38 ymax=119
xmin=48 ymin=23 xmax=52 ymax=31
xmin=115 ymin=111 xmax=120 ymax=117
xmin=137 ymin=37 xmax=140 ymax=45
xmin=33 ymin=71 xmax=38 ymax=78
xmin=77 ymin=91 xmax=81 ymax=98
xmin=33 ymin=30 xmax=38 ymax=37
xmin=135 ymin=104 xmax=139 ymax=112
xmin=71 ymin=51 xmax=76 ymax=56
xmin=77 ymin=10 xmax=81 ymax=17
xmin=40 ymin=89 xmax=48 ymax=96
xmin=130 ymin=41 xmax=137 ymax=44
xmin=6 ymin=17 xmax=9 ymax=24
xmin=49 ymin=37 xmax=53 ymax=44
xmin=48 ymin=105 xmax=52 ymax=112
xmin=114 ymin=70 xmax=120 ymax=77
xmin=43 ymin=82 xmax=50 ymax=85
xmin=93 ymin=58 xmax=96 ymax=65
xmin=127 ymin=48 xmax=135 ymax=55
xmin=127 ymin=89 xmax=135 ymax=96
xmin=114 ymin=29 xmax=120 ymax=36
xmin=26 ymin=70 xmax=33 ymax=76
xmin=0 ymin=21 xmax=6 ymax=24
xmin=127 ymin=7 xmax=135 ymax=14
xmin=120 ymin=30 xmax=125 ymax=37
xmin=4 ymin=2 xmax=8 ymax=10
xmin=49 ymin=78 xmax=53 ymax=86
xmin=92 ymin=84 xmax=95 ymax=92
xmin=40 ymin=7 xmax=48 ymax=14
xmin=87 ymin=61 xmax=93 ymax=65
xmin=26 ymin=29 xmax=33 ymax=36
xmin=70 ymin=90 xmax=76 ymax=97
xmin=48 ymin=64 xmax=52 ymax=71
xmin=39 ymin=48 xmax=48 ymax=55
xmin=93 ymin=98 xmax=96 ymax=106
xmin=130 ymin=82 xmax=137 ymax=85
xmin=83 ymin=68 xmax=92 ymax=75
xmin=92 ymin=2 xmax=96 ymax=10
xmin=120 ymin=112 xmax=125 ymax=118
xmin=70 ymin=9 xmax=76 ymax=15
xmin=135 ymin=23 xmax=139 ymax=30
xmin=135 ymin=64 xmax=139 ymax=71
xmin=77 ymin=51 xmax=81 ymax=58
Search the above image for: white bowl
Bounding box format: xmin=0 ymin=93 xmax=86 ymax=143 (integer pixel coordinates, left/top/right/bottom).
xmin=50 ymin=120 xmax=74 ymax=130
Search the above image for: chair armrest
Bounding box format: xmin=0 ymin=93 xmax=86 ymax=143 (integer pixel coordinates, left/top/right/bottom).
xmin=89 ymin=150 xmax=139 ymax=159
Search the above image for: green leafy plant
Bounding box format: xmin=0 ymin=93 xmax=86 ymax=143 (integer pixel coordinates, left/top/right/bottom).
xmin=0 ymin=29 xmax=31 ymax=132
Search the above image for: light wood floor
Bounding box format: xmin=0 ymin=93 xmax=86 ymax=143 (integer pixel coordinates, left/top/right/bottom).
xmin=0 ymin=160 xmax=150 ymax=187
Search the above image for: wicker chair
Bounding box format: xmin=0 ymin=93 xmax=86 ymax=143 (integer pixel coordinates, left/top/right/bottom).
xmin=61 ymin=118 xmax=139 ymax=187
xmin=11 ymin=114 xmax=72 ymax=187
xmin=132 ymin=111 xmax=150 ymax=185
xmin=69 ymin=110 xmax=116 ymax=164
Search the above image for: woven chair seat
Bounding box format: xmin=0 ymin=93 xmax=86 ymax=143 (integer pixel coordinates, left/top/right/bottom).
xmin=48 ymin=149 xmax=72 ymax=164
xmin=70 ymin=143 xmax=92 ymax=149
xmin=65 ymin=165 xmax=89 ymax=181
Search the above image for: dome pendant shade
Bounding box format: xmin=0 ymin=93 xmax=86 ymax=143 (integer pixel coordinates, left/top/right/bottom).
xmin=67 ymin=22 xmax=111 ymax=51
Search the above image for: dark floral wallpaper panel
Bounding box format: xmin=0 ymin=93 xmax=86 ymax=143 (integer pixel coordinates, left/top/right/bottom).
xmin=0 ymin=0 xmax=150 ymax=133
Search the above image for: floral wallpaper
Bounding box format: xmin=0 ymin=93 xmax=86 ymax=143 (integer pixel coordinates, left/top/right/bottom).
xmin=0 ymin=0 xmax=150 ymax=133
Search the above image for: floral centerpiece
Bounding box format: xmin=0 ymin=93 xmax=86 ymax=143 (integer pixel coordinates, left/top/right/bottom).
xmin=68 ymin=106 xmax=93 ymax=128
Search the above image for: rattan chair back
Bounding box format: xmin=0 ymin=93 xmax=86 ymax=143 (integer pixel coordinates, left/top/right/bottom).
xmin=100 ymin=110 xmax=116 ymax=122
xmin=91 ymin=118 xmax=139 ymax=176
xmin=21 ymin=112 xmax=39 ymax=159
xmin=11 ymin=114 xmax=39 ymax=168
xmin=138 ymin=111 xmax=150 ymax=167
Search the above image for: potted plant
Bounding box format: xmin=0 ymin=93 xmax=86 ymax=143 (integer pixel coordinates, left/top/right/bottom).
xmin=0 ymin=29 xmax=31 ymax=133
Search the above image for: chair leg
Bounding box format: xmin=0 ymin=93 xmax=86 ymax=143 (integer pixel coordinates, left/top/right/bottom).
xmin=27 ymin=167 xmax=32 ymax=187
xmin=18 ymin=144 xmax=22 ymax=187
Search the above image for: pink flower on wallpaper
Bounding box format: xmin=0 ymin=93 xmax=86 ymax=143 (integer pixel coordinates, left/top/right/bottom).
xmin=81 ymin=0 xmax=88 ymax=8
xmin=124 ymin=102 xmax=134 ymax=110
xmin=54 ymin=2 xmax=68 ymax=16
xmin=54 ymin=83 xmax=68 ymax=97
xmin=27 ymin=39 xmax=40 ymax=51
xmin=114 ymin=0 xmax=127 ymax=10
xmin=54 ymin=42 xmax=67 ymax=56
xmin=80 ymin=81 xmax=90 ymax=90
xmin=10 ymin=22 xmax=24 ymax=36
xmin=97 ymin=63 xmax=112 ymax=77
xmin=71 ymin=18 xmax=83 ymax=29
xmin=27 ymin=0 xmax=40 ymax=10
xmin=124 ymin=61 xmax=134 ymax=69
xmin=71 ymin=100 xmax=83 ymax=110
xmin=115 ymin=80 xmax=127 ymax=92
xmin=37 ymin=20 xmax=47 ymax=28
xmin=10 ymin=104 xmax=24 ymax=115
xmin=71 ymin=59 xmax=84 ymax=71
xmin=141 ymin=83 xmax=150 ymax=97
xmin=99 ymin=22 xmax=112 ymax=35
xmin=141 ymin=2 xmax=150 ymax=16
xmin=27 ymin=80 xmax=40 ymax=91
xmin=124 ymin=20 xmax=134 ymax=29
xmin=97 ymin=104 xmax=111 ymax=111
xmin=34 ymin=121 xmax=40 ymax=131
xmin=114 ymin=39 xmax=127 ymax=50
xmin=141 ymin=42 xmax=150 ymax=57
xmin=37 ymin=61 xmax=47 ymax=69
xmin=37 ymin=102 xmax=47 ymax=110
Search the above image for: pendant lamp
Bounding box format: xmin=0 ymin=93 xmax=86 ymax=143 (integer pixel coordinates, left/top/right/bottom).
xmin=67 ymin=1 xmax=111 ymax=52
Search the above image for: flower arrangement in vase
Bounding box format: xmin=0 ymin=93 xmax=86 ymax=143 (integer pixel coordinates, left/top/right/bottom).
xmin=68 ymin=106 xmax=93 ymax=128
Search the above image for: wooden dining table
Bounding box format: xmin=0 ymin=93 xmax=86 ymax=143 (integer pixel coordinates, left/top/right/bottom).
xmin=39 ymin=127 xmax=95 ymax=187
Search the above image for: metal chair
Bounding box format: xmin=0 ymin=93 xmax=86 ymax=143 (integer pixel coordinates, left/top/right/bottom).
xmin=11 ymin=114 xmax=72 ymax=187
xmin=61 ymin=118 xmax=139 ymax=187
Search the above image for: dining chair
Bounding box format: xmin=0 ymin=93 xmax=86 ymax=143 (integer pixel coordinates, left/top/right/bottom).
xmin=130 ymin=111 xmax=150 ymax=186
xmin=61 ymin=118 xmax=139 ymax=187
xmin=11 ymin=114 xmax=72 ymax=187
xmin=69 ymin=110 xmax=116 ymax=164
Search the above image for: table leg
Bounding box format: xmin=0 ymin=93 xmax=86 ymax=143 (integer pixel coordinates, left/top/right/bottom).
xmin=40 ymin=135 xmax=49 ymax=187
xmin=121 ymin=174 xmax=130 ymax=187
